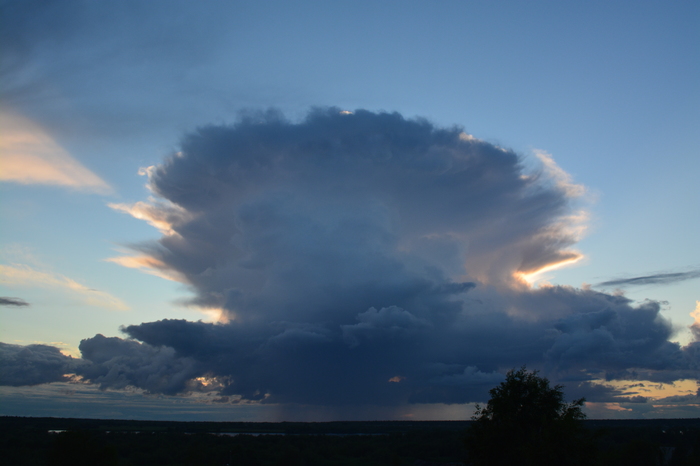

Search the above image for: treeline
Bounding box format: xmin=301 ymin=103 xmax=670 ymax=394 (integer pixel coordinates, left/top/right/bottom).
xmin=1 ymin=416 xmax=700 ymax=465
xmin=0 ymin=416 xmax=471 ymax=435
xmin=1 ymin=417 xmax=465 ymax=466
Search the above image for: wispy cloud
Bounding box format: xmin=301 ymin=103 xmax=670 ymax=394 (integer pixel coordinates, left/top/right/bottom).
xmin=108 ymin=198 xmax=194 ymax=236
xmin=0 ymin=263 xmax=128 ymax=311
xmin=0 ymin=297 xmax=29 ymax=307
xmin=596 ymin=269 xmax=700 ymax=288
xmin=105 ymin=254 xmax=186 ymax=283
xmin=533 ymin=149 xmax=586 ymax=198
xmin=0 ymin=112 xmax=112 ymax=193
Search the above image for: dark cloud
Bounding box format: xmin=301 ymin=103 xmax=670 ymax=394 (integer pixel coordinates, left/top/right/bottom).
xmin=47 ymin=283 xmax=694 ymax=407
xmin=623 ymin=395 xmax=648 ymax=403
xmin=77 ymin=334 xmax=203 ymax=395
xmin=0 ymin=342 xmax=78 ymax=386
xmin=562 ymin=381 xmax=648 ymax=404
xmin=0 ymin=297 xmax=29 ymax=306
xmin=4 ymin=109 xmax=699 ymax=409
xmin=595 ymin=269 xmax=700 ymax=288
xmin=133 ymin=108 xmax=580 ymax=306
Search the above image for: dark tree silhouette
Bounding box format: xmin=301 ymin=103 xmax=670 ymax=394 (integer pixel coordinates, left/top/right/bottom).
xmin=464 ymin=367 xmax=594 ymax=466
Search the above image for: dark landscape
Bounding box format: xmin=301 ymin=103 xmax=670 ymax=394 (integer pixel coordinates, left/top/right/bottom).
xmin=2 ymin=416 xmax=700 ymax=466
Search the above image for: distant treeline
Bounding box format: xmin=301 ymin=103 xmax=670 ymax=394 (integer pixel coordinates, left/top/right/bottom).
xmin=0 ymin=416 xmax=473 ymax=435
xmin=2 ymin=416 xmax=699 ymax=465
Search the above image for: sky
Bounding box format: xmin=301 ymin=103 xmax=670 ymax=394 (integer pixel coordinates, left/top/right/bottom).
xmin=1 ymin=0 xmax=699 ymax=421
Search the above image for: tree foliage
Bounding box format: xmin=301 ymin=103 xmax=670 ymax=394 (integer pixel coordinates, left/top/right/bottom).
xmin=465 ymin=367 xmax=593 ymax=466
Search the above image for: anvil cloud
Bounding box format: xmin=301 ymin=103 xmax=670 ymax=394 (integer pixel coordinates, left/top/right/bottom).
xmin=3 ymin=109 xmax=699 ymax=409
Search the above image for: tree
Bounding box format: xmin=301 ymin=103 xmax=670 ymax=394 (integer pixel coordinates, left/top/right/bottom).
xmin=464 ymin=367 xmax=593 ymax=466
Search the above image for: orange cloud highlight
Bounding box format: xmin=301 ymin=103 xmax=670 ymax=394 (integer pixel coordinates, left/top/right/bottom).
xmin=109 ymin=199 xmax=193 ymax=236
xmin=0 ymin=112 xmax=111 ymax=193
xmin=515 ymin=255 xmax=584 ymax=286
xmin=690 ymin=301 xmax=700 ymax=340
xmin=105 ymin=254 xmax=187 ymax=283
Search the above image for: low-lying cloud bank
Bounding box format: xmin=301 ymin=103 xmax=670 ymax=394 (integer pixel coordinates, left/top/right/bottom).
xmin=2 ymin=109 xmax=699 ymax=409
xmin=0 ymin=342 xmax=81 ymax=386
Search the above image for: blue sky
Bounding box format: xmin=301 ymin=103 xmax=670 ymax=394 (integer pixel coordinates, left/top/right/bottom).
xmin=1 ymin=0 xmax=699 ymax=421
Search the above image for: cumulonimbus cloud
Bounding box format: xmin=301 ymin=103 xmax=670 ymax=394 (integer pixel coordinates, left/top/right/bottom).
xmin=4 ymin=109 xmax=700 ymax=409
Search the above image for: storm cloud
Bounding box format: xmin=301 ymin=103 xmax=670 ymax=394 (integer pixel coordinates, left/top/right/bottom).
xmin=77 ymin=334 xmax=203 ymax=395
xmin=3 ymin=109 xmax=699 ymax=408
xmin=0 ymin=342 xmax=78 ymax=386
